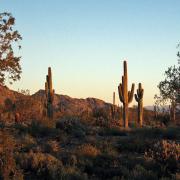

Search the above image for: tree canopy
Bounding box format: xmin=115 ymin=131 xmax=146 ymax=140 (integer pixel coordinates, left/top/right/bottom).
xmin=158 ymin=62 xmax=180 ymax=105
xmin=155 ymin=49 xmax=180 ymax=123
xmin=0 ymin=12 xmax=22 ymax=85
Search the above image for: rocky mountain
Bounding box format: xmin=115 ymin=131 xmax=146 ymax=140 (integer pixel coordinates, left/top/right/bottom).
xmin=0 ymin=85 xmax=157 ymax=124
xmin=0 ymin=85 xmax=113 ymax=122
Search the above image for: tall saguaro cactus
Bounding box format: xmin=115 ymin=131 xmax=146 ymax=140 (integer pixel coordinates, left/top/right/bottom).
xmin=45 ymin=67 xmax=55 ymax=118
xmin=111 ymin=92 xmax=116 ymax=120
xmin=135 ymin=83 xmax=144 ymax=127
xmin=118 ymin=61 xmax=135 ymax=128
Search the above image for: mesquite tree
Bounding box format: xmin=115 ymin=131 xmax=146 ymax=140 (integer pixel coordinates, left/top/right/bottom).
xmin=0 ymin=12 xmax=22 ymax=85
xmin=156 ymin=60 xmax=180 ymax=122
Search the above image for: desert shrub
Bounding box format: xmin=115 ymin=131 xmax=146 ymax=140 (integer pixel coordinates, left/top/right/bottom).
xmin=0 ymin=131 xmax=23 ymax=179
xmin=61 ymin=167 xmax=88 ymax=180
xmin=95 ymin=139 xmax=118 ymax=157
xmin=56 ymin=117 xmax=87 ymax=138
xmin=162 ymin=127 xmax=180 ymax=140
xmin=61 ymin=153 xmax=78 ymax=167
xmin=14 ymin=123 xmax=28 ymax=135
xmin=127 ymin=164 xmax=158 ymax=180
xmin=28 ymin=120 xmax=58 ymax=138
xmin=18 ymin=134 xmax=37 ymax=153
xmin=118 ymin=137 xmax=152 ymax=153
xmin=131 ymin=127 xmax=164 ymax=139
xmin=0 ymin=121 xmax=5 ymax=129
xmin=145 ymin=140 xmax=180 ymax=174
xmin=132 ymin=127 xmax=180 ymax=141
xmin=156 ymin=113 xmax=171 ymax=126
xmin=41 ymin=140 xmax=61 ymax=154
xmin=92 ymin=107 xmax=110 ymax=127
xmin=88 ymin=154 xmax=123 ymax=178
xmin=99 ymin=127 xmax=127 ymax=136
xmin=17 ymin=152 xmax=63 ymax=179
xmin=76 ymin=144 xmax=100 ymax=157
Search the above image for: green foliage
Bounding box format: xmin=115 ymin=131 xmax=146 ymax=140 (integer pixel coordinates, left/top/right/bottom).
xmin=158 ymin=63 xmax=180 ymax=103
xmin=0 ymin=12 xmax=22 ymax=84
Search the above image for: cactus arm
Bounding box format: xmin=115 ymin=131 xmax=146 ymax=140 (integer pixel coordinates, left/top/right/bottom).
xmin=45 ymin=82 xmax=48 ymax=98
xmin=135 ymin=94 xmax=139 ymax=102
xmin=118 ymin=84 xmax=124 ymax=103
xmin=128 ymin=83 xmax=135 ymax=103
xmin=118 ymin=61 xmax=134 ymax=128
xmin=135 ymin=83 xmax=144 ymax=127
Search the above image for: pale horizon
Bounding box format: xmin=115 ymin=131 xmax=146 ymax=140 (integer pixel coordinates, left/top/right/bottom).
xmin=1 ymin=0 xmax=180 ymax=106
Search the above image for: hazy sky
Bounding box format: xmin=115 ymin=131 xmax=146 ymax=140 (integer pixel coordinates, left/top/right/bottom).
xmin=0 ymin=0 xmax=180 ymax=105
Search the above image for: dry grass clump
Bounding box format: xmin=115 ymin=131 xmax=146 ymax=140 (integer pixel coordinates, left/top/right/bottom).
xmin=0 ymin=131 xmax=23 ymax=179
xmin=145 ymin=140 xmax=180 ymax=174
xmin=17 ymin=151 xmax=63 ymax=179
xmin=44 ymin=140 xmax=61 ymax=153
xmin=76 ymin=144 xmax=100 ymax=157
xmin=145 ymin=140 xmax=180 ymax=162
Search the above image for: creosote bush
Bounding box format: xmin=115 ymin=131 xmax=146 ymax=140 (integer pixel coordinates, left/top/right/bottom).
xmin=0 ymin=131 xmax=23 ymax=179
xmin=56 ymin=117 xmax=87 ymax=138
xmin=145 ymin=140 xmax=180 ymax=173
xmin=76 ymin=144 xmax=100 ymax=157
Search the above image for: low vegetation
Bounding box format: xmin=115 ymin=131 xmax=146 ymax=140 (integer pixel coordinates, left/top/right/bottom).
xmin=0 ymin=116 xmax=179 ymax=179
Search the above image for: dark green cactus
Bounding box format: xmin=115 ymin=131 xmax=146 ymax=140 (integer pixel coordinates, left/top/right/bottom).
xmin=135 ymin=83 xmax=144 ymax=127
xmin=118 ymin=61 xmax=135 ymax=128
xmin=45 ymin=67 xmax=54 ymax=118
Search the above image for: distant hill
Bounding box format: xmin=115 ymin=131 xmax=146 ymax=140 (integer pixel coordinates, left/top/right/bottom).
xmin=0 ymin=84 xmax=24 ymax=105
xmin=0 ymin=85 xmax=113 ymax=122
xmin=32 ymin=89 xmax=112 ymax=117
xmin=0 ymin=85 xmax=157 ymax=124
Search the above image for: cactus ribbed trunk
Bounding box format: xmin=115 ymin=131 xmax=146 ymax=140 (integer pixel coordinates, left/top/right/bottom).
xmin=135 ymin=83 xmax=144 ymax=127
xmin=137 ymin=99 xmax=143 ymax=126
xmin=113 ymin=92 xmax=115 ymax=107
xmin=123 ymin=103 xmax=128 ymax=128
xmin=45 ymin=67 xmax=54 ymax=119
xmin=112 ymin=92 xmax=116 ymax=120
xmin=118 ymin=61 xmax=135 ymax=128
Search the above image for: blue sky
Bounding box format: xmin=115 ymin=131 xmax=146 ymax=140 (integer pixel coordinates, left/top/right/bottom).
xmin=0 ymin=0 xmax=180 ymax=105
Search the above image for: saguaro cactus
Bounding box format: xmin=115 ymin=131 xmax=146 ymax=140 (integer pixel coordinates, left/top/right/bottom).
xmin=118 ymin=61 xmax=135 ymax=128
xmin=111 ymin=92 xmax=116 ymax=120
xmin=45 ymin=67 xmax=55 ymax=118
xmin=135 ymin=83 xmax=144 ymax=127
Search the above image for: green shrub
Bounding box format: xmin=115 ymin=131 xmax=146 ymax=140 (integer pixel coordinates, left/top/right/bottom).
xmin=128 ymin=164 xmax=158 ymax=180
xmin=28 ymin=120 xmax=58 ymax=138
xmin=162 ymin=127 xmax=180 ymax=140
xmin=118 ymin=137 xmax=152 ymax=153
xmin=56 ymin=117 xmax=87 ymax=138
xmin=99 ymin=127 xmax=127 ymax=136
